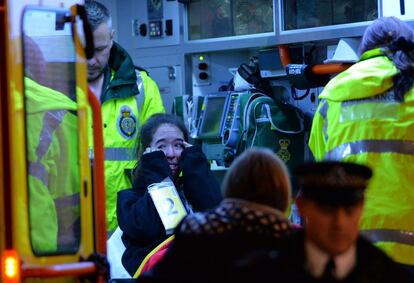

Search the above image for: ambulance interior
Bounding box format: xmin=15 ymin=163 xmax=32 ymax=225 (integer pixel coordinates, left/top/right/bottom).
xmin=97 ymin=0 xmax=412 ymax=176
xmin=1 ymin=1 xmax=414 ymax=281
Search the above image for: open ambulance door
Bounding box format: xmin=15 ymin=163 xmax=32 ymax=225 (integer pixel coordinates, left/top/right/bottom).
xmin=1 ymin=1 xmax=106 ymax=282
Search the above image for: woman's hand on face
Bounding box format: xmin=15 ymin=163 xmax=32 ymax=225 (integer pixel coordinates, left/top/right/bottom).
xmin=183 ymin=141 xmax=192 ymax=148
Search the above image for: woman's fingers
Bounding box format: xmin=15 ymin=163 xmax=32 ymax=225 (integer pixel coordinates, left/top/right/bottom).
xmin=143 ymin=147 xmax=161 ymax=154
xmin=183 ymin=141 xmax=192 ymax=148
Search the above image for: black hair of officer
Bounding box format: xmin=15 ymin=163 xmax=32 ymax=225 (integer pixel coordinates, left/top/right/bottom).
xmin=294 ymin=161 xmax=373 ymax=206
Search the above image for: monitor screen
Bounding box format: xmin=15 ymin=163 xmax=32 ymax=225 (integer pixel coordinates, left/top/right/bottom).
xmin=198 ymin=94 xmax=228 ymax=139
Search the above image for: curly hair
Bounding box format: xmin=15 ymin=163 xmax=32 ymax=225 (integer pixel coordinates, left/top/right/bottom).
xmin=360 ymin=17 xmax=414 ymax=100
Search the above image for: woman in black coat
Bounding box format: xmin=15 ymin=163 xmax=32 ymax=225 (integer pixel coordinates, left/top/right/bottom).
xmin=137 ymin=148 xmax=295 ymax=283
xmin=117 ymin=113 xmax=222 ymax=276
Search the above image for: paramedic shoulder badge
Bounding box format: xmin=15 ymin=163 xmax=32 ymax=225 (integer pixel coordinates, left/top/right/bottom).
xmin=117 ymin=106 xmax=137 ymax=139
xmin=277 ymin=139 xmax=291 ymax=162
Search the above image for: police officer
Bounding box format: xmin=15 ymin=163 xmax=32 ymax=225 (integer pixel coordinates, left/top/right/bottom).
xmin=84 ymin=1 xmax=165 ymax=233
xmin=232 ymin=161 xmax=410 ymax=283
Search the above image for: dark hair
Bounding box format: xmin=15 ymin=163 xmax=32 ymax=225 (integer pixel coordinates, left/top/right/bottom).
xmin=360 ymin=16 xmax=414 ymax=100
xmin=222 ymin=148 xmax=291 ymax=211
xmin=84 ymin=0 xmax=112 ymax=31
xmin=139 ymin=113 xmax=189 ymax=158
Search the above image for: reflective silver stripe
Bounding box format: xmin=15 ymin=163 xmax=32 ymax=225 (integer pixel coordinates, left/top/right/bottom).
xmin=104 ymin=147 xmax=137 ymax=161
xmin=135 ymin=70 xmax=145 ymax=113
xmin=324 ymin=139 xmax=414 ymax=160
xmin=35 ymin=110 xmax=67 ymax=158
xmin=28 ymin=161 xmax=49 ymax=187
xmin=318 ymin=100 xmax=328 ymax=119
xmin=362 ymin=229 xmax=414 ymax=246
xmin=318 ymin=100 xmax=329 ymax=142
xmin=30 ymin=110 xmax=67 ymax=187
xmin=340 ymin=102 xmax=398 ymax=122
xmin=54 ymin=192 xmax=81 ymax=207
xmin=340 ymin=90 xmax=400 ymax=122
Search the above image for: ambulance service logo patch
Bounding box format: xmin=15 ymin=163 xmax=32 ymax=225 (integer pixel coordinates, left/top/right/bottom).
xmin=117 ymin=106 xmax=137 ymax=139
xmin=277 ymin=139 xmax=291 ymax=162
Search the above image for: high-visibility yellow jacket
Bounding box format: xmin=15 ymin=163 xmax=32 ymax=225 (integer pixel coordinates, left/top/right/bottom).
xmin=89 ymin=43 xmax=165 ymax=232
xmin=25 ymin=77 xmax=80 ymax=253
xmin=309 ymin=48 xmax=414 ymax=265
